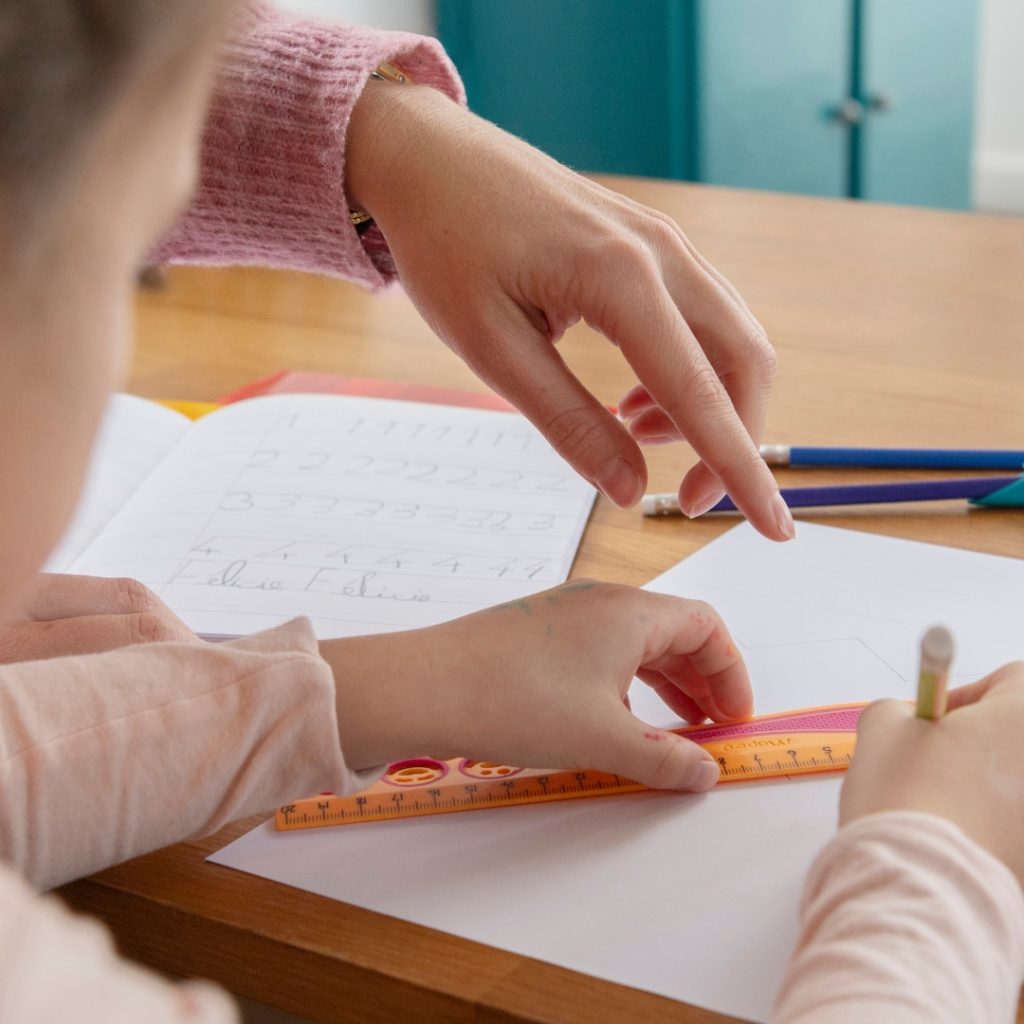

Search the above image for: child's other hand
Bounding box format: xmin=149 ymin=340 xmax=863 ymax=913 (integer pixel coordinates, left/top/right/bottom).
xmin=840 ymin=662 xmax=1024 ymax=884
xmin=0 ymin=574 xmax=196 ymax=662
xmin=324 ymin=580 xmax=751 ymax=792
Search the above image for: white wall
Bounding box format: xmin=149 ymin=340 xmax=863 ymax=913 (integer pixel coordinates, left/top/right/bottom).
xmin=974 ymin=0 xmax=1024 ymax=213
xmin=275 ymin=0 xmax=433 ymax=35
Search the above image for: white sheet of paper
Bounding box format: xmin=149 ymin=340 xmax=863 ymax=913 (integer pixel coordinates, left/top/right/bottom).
xmin=210 ymin=523 xmax=1024 ymax=1022
xmin=45 ymin=395 xmax=191 ymax=572
xmin=69 ymin=394 xmax=595 ymax=637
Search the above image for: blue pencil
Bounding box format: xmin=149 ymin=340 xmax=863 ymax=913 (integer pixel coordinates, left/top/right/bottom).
xmin=760 ymin=444 xmax=1024 ymax=470
xmin=640 ymin=475 xmax=1022 ymax=516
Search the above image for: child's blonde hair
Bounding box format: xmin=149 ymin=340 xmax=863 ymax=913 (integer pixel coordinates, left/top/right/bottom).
xmin=0 ymin=1 xmax=227 ymax=251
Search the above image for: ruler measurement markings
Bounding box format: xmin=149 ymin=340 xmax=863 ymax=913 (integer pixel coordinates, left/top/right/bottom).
xmin=276 ymin=704 xmax=865 ymax=832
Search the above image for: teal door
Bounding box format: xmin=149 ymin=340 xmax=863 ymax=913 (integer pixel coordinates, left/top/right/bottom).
xmin=697 ymin=0 xmax=850 ymax=197
xmin=437 ymin=0 xmax=698 ymax=178
xmin=858 ymin=0 xmax=979 ymax=209
xmin=436 ymin=0 xmax=978 ymax=208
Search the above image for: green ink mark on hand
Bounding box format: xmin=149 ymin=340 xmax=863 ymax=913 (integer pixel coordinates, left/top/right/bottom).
xmin=489 ymin=598 xmax=534 ymax=615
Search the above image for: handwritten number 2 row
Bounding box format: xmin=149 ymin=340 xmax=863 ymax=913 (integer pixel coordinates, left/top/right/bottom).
xmin=243 ymin=451 xmax=567 ymax=492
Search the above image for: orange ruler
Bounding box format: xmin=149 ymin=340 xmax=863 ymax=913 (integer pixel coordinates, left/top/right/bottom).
xmin=276 ymin=703 xmax=866 ymax=832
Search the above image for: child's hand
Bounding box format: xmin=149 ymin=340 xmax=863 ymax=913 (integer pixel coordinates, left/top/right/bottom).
xmin=840 ymin=662 xmax=1024 ymax=884
xmin=0 ymin=574 xmax=196 ymax=662
xmin=322 ymin=580 xmax=751 ymax=792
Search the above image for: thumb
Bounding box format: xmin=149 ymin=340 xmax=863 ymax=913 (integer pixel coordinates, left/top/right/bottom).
xmin=946 ymin=660 xmax=1024 ymax=712
xmin=856 ymin=697 xmax=912 ymax=738
xmin=594 ymin=708 xmax=720 ymax=792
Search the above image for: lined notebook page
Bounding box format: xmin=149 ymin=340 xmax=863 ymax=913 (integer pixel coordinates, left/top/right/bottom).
xmin=70 ymin=394 xmax=596 ymax=637
xmin=46 ymin=395 xmax=191 ymax=572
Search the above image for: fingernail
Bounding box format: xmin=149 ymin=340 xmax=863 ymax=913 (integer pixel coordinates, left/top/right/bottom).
xmin=681 ymin=486 xmax=725 ymax=518
xmin=689 ymin=757 xmax=720 ymax=792
xmin=596 ymin=456 xmax=642 ymax=508
xmin=772 ymin=492 xmax=796 ymax=541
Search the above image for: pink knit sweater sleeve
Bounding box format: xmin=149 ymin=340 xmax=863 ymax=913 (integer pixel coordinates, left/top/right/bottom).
xmin=774 ymin=812 xmax=1024 ymax=1023
xmin=152 ymin=4 xmax=465 ymax=288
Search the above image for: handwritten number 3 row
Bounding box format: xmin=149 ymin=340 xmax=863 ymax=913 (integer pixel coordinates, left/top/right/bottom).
xmin=217 ymin=492 xmax=561 ymax=532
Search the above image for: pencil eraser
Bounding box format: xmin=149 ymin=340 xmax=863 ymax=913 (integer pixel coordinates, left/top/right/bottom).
xmin=921 ymin=625 xmax=954 ymax=666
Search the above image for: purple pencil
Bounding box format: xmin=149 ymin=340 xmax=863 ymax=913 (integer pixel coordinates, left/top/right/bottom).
xmin=641 ymin=476 xmax=1021 ymax=516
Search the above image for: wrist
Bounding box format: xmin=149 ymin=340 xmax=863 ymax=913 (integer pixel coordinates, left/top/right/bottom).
xmin=322 ymin=628 xmax=463 ymax=770
xmin=345 ymin=79 xmax=458 ymax=223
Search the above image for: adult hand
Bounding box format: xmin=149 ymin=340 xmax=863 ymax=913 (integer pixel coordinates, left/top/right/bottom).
xmin=840 ymin=661 xmax=1024 ymax=885
xmin=321 ymin=580 xmax=752 ymax=790
xmin=0 ymin=574 xmax=196 ymax=663
xmin=346 ymin=84 xmax=792 ymax=541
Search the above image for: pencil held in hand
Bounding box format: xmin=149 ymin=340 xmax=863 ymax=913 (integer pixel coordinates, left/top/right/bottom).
xmin=916 ymin=625 xmax=954 ymax=720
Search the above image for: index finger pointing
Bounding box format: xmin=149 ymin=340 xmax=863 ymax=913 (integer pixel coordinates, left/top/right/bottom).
xmin=596 ymin=269 xmax=792 ymax=541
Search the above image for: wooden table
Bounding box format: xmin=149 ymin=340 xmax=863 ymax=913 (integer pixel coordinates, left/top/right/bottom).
xmin=58 ymin=177 xmax=1024 ymax=1023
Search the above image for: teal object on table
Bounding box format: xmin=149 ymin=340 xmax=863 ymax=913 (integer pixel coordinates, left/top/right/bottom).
xmin=971 ymin=477 xmax=1024 ymax=509
xmin=437 ymin=0 xmax=979 ymax=209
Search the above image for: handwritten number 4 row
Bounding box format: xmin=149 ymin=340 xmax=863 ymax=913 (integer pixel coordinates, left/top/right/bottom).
xmin=189 ymin=539 xmax=552 ymax=580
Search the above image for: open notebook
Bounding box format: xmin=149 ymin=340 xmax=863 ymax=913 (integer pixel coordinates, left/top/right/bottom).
xmin=48 ymin=393 xmax=596 ymax=637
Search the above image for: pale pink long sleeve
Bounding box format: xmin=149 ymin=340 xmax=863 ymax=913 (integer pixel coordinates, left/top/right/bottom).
xmin=0 ymin=620 xmax=374 ymax=1023
xmin=152 ymin=3 xmax=465 ymax=289
xmin=0 ymin=868 xmax=239 ymax=1022
xmin=0 ymin=620 xmax=367 ymax=891
xmin=774 ymin=812 xmax=1024 ymax=1023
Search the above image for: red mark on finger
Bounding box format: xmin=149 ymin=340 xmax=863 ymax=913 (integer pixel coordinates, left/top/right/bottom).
xmin=643 ymin=731 xmax=668 ymax=741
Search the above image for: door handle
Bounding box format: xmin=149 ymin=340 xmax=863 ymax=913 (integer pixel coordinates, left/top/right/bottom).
xmin=831 ymin=98 xmax=866 ymax=125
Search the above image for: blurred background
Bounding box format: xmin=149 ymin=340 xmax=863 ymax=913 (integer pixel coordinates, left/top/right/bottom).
xmin=277 ymin=0 xmax=1024 ymax=214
